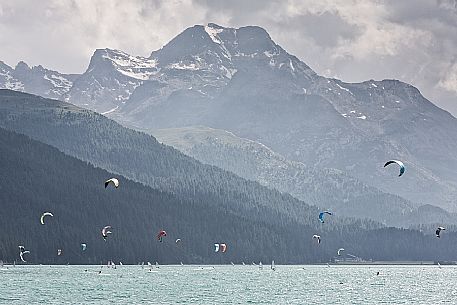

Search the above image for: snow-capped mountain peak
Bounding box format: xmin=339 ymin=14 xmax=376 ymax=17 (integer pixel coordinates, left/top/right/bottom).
xmin=0 ymin=60 xmax=75 ymax=99
xmin=88 ymin=48 xmax=159 ymax=80
xmin=0 ymin=61 xmax=24 ymax=91
xmin=0 ymin=24 xmax=319 ymax=114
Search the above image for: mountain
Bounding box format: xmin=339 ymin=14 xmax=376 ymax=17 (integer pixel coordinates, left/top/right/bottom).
xmin=0 ymin=61 xmax=76 ymax=101
xmin=0 ymin=89 xmax=321 ymax=230
xmin=99 ymin=24 xmax=457 ymax=213
xmin=1 ymin=23 xmax=457 ymax=216
xmin=151 ymin=126 xmax=457 ymax=226
xmin=67 ymin=49 xmax=158 ymax=113
xmin=0 ymin=126 xmax=312 ymax=264
xmin=2 ymin=95 xmax=457 ymax=263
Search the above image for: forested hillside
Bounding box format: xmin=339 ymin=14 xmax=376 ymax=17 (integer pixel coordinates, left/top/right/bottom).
xmin=2 ymin=127 xmax=457 ymax=264
xmin=152 ymin=126 xmax=457 ymax=227
xmin=0 ymin=90 xmax=317 ymax=228
xmin=0 ymin=127 xmax=309 ymax=264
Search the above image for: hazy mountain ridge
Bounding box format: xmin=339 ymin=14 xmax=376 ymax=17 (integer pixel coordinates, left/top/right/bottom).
xmin=0 ymin=126 xmax=313 ymax=264
xmin=0 ymin=60 xmax=76 ymax=101
xmin=151 ymin=126 xmax=457 ymax=226
xmin=2 ymin=93 xmax=457 ymax=263
xmin=304 ymin=77 xmax=457 ymax=207
xmin=0 ymin=89 xmax=322 ymax=228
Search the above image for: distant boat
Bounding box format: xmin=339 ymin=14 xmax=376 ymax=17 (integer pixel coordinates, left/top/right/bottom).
xmin=155 ymin=262 xmax=159 ymax=269
xmin=259 ymin=261 xmax=263 ymax=269
xmin=271 ymin=260 xmax=275 ymax=271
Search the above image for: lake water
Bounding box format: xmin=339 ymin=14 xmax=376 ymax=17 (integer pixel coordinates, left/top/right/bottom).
xmin=0 ymin=265 xmax=456 ymax=304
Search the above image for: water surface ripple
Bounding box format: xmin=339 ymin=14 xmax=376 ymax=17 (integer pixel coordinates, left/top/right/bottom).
xmin=0 ymin=265 xmax=455 ymax=304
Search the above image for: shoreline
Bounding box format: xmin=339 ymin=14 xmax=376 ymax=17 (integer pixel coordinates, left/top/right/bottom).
xmin=2 ymin=262 xmax=456 ymax=266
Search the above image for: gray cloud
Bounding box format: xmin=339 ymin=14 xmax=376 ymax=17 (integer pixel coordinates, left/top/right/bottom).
xmin=0 ymin=0 xmax=456 ymax=115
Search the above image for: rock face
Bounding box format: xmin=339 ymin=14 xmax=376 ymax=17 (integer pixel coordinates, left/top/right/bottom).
xmin=2 ymin=23 xmax=457 ymax=216
xmin=0 ymin=60 xmax=76 ymax=101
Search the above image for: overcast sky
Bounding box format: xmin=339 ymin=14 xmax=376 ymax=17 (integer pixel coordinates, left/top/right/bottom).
xmin=1 ymin=0 xmax=456 ymax=115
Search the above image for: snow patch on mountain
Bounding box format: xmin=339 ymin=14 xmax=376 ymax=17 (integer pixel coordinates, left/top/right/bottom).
xmin=336 ymin=83 xmax=353 ymax=95
xmin=117 ymin=70 xmax=151 ymax=80
xmin=44 ymin=74 xmax=72 ymax=90
xmin=289 ymin=59 xmax=295 ymax=72
xmin=1 ymin=72 xmax=24 ymax=91
xmin=168 ymin=62 xmax=200 ymax=70
xmin=204 ymin=24 xmax=223 ymax=44
xmin=103 ymin=50 xmax=157 ymax=69
xmin=101 ymin=50 xmax=158 ymax=80
xmin=218 ymin=65 xmax=237 ymax=79
xmin=264 ymin=50 xmax=279 ymax=58
xmin=101 ymin=105 xmax=119 ymax=115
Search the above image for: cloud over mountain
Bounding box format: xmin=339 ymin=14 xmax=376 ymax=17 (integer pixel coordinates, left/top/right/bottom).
xmin=0 ymin=0 xmax=456 ymax=114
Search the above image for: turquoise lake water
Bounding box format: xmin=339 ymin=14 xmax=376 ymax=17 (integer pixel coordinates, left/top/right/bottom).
xmin=0 ymin=265 xmax=456 ymax=304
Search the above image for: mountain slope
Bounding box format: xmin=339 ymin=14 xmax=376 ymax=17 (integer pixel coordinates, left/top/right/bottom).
xmin=0 ymin=89 xmax=321 ymax=229
xmin=151 ymin=126 xmax=457 ymax=226
xmin=1 ymin=23 xmax=457 ymax=215
xmin=0 ymin=61 xmax=76 ymax=101
xmin=67 ymin=49 xmax=158 ymax=113
xmin=0 ymin=126 xmax=312 ymax=264
xmin=109 ymin=24 xmax=457 ymax=213
xmin=2 ymin=126 xmax=457 ymax=263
